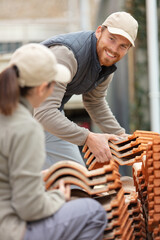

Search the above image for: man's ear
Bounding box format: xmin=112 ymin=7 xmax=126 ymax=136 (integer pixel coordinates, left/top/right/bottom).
xmin=95 ymin=26 xmax=102 ymax=39
xmin=36 ymin=82 xmax=48 ymax=96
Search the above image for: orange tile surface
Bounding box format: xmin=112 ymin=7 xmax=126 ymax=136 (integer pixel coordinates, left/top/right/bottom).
xmin=44 ymin=130 xmax=160 ymax=240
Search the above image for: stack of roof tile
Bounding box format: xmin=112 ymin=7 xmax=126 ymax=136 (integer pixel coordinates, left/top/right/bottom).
xmin=120 ymin=176 xmax=146 ymax=239
xmin=44 ymin=160 xmax=134 ymax=240
xmin=132 ymin=136 xmax=160 ymax=239
xmin=82 ymin=130 xmax=160 ymax=239
xmin=71 ymin=188 xmax=134 ymax=240
xmin=43 ymin=130 xmax=160 ymax=239
xmin=145 ymin=137 xmax=160 ymax=239
xmin=83 ymin=130 xmax=159 ymax=169
xmin=101 ymin=188 xmax=133 ymax=240
xmin=132 ymin=162 xmax=149 ymax=236
xmin=44 ymin=160 xmax=121 ymax=195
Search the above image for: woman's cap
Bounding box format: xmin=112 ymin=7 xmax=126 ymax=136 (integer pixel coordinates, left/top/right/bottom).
xmin=9 ymin=43 xmax=71 ymax=87
xmin=102 ymin=12 xmax=138 ymax=47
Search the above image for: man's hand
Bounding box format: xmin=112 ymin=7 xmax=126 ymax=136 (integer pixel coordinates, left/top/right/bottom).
xmin=58 ymin=179 xmax=71 ymax=201
xmin=85 ymin=132 xmax=119 ymax=163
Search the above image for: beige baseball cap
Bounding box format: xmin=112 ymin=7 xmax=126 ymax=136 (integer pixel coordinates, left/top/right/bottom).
xmin=9 ymin=43 xmax=71 ymax=87
xmin=102 ymin=12 xmax=138 ymax=47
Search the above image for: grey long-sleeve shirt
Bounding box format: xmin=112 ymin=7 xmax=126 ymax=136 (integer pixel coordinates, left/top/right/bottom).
xmin=0 ymin=99 xmax=65 ymax=240
xmin=34 ymin=45 xmax=125 ymax=146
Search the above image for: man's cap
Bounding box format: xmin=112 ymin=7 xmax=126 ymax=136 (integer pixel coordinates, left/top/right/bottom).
xmin=102 ymin=12 xmax=138 ymax=47
xmin=9 ymin=43 xmax=71 ymax=87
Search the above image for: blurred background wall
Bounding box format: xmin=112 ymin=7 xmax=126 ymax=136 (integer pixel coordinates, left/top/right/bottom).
xmin=0 ymin=0 xmax=159 ymax=153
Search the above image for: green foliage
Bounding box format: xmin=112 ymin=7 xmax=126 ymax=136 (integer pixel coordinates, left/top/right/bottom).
xmin=127 ymin=0 xmax=147 ymax=49
xmin=125 ymin=0 xmax=151 ymax=132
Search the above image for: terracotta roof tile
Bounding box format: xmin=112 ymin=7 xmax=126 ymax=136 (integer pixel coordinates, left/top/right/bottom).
xmin=43 ymin=130 xmax=160 ymax=239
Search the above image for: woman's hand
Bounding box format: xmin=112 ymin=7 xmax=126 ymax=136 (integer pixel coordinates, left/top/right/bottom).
xmin=41 ymin=169 xmax=49 ymax=181
xmin=58 ymin=179 xmax=71 ymax=201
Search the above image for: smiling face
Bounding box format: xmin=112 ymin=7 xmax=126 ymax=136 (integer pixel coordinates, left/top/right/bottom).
xmin=95 ymin=26 xmax=131 ymax=66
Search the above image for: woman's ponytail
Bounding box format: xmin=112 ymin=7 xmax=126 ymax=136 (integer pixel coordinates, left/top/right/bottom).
xmin=0 ymin=65 xmax=19 ymax=115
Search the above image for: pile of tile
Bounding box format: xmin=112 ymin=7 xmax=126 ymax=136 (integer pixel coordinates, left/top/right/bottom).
xmin=133 ymin=136 xmax=160 ymax=239
xmin=44 ymin=160 xmax=121 ymax=195
xmin=101 ymin=188 xmax=134 ymax=240
xmin=146 ymin=137 xmax=160 ymax=235
xmin=83 ymin=130 xmax=159 ymax=170
xmin=132 ymin=162 xmax=149 ymax=237
xmin=82 ymin=130 xmax=160 ymax=239
xmin=43 ymin=130 xmax=160 ymax=239
xmin=121 ymin=176 xmax=147 ymax=239
xmin=44 ymin=160 xmax=135 ymax=240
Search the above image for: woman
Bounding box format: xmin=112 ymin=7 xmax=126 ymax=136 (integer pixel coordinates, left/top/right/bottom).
xmin=0 ymin=43 xmax=107 ymax=240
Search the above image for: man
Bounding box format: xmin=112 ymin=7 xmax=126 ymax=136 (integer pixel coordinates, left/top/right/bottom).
xmin=34 ymin=12 xmax=138 ymax=169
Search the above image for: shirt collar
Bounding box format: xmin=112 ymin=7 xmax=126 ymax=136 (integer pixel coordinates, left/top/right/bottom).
xmin=19 ymin=97 xmax=33 ymax=115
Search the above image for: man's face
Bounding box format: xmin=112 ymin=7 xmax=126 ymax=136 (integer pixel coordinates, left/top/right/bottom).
xmin=95 ymin=26 xmax=131 ymax=66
